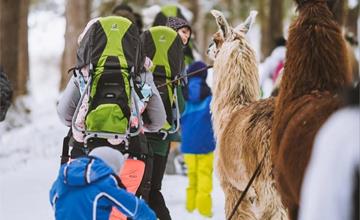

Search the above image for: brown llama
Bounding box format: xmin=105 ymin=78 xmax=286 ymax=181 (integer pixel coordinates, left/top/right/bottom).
xmin=208 ymin=10 xmax=287 ymax=219
xmin=271 ymin=0 xmax=352 ymax=219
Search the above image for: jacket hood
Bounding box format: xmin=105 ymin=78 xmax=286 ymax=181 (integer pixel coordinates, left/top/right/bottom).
xmin=183 ymin=61 xmax=211 ymax=102
xmin=59 ymin=157 xmax=114 ymax=187
xmin=184 ymin=77 xmax=211 ymax=102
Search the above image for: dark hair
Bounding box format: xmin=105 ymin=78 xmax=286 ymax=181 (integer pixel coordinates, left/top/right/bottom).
xmin=133 ymin=12 xmax=143 ymax=34
xmin=275 ymin=37 xmax=286 ymax=47
xmin=112 ymin=4 xmax=133 ymax=14
xmin=113 ymin=10 xmax=136 ymax=24
xmin=342 ymin=84 xmax=359 ymax=106
xmin=112 ymin=4 xmax=143 ymax=34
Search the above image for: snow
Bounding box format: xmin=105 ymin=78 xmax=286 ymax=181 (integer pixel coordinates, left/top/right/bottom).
xmin=0 ymin=3 xmax=225 ymax=220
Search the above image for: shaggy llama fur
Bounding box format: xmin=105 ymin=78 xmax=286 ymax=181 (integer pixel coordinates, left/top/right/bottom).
xmin=209 ymin=10 xmax=287 ymax=220
xmin=271 ymin=0 xmax=352 ymax=219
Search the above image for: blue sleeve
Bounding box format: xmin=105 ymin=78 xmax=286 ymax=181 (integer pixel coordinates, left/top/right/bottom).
xmin=49 ymin=179 xmax=59 ymax=208
xmin=105 ymin=180 xmax=156 ymax=220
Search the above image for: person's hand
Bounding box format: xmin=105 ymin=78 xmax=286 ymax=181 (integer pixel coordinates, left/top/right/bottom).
xmin=144 ymin=57 xmax=153 ymax=71
xmin=140 ymin=83 xmax=152 ymax=103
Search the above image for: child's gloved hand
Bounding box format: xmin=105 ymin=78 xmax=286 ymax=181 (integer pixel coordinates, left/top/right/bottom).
xmin=133 ymin=200 xmax=157 ymax=220
xmin=143 ymin=56 xmax=153 ymax=71
xmin=140 ymin=83 xmax=152 ymax=103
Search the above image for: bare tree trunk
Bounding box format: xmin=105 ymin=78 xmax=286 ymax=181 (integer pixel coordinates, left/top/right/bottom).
xmin=97 ymin=0 xmax=118 ymax=17
xmin=204 ymin=12 xmax=218 ymax=64
xmin=0 ymin=0 xmax=27 ymax=99
xmin=60 ymin=0 xmax=91 ymax=90
xmin=18 ymin=0 xmax=29 ymax=97
xmin=238 ymin=0 xmax=251 ymax=20
xmin=195 ymin=0 xmax=206 ymax=58
xmin=180 ymin=0 xmax=205 ymax=57
xmin=346 ymin=3 xmax=358 ymax=36
xmin=259 ymin=0 xmax=270 ymax=61
xmin=332 ymin=0 xmax=347 ymax=27
xmin=267 ymin=0 xmax=283 ymax=56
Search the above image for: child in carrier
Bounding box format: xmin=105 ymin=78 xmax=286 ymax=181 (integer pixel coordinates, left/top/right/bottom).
xmin=56 ymin=16 xmax=166 ymax=220
xmin=180 ymin=61 xmax=216 ymax=217
xmin=50 ymin=146 xmax=156 ymax=220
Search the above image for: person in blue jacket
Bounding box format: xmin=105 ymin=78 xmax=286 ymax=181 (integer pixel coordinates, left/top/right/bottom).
xmin=180 ymin=61 xmax=216 ymax=217
xmin=49 ymin=146 xmax=156 ymax=220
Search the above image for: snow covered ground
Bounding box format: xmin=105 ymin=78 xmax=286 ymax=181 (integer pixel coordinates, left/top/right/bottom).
xmin=0 ymin=4 xmax=225 ymax=220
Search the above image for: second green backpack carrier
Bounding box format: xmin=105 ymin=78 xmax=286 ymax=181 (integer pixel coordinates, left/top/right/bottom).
xmin=141 ymin=26 xmax=184 ymax=133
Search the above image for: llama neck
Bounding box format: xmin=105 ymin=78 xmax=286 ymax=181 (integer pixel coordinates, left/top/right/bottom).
xmin=211 ymin=40 xmax=259 ymax=135
xmin=278 ymin=3 xmax=350 ymax=105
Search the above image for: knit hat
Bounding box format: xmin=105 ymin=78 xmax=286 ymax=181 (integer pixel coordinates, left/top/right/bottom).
xmin=89 ymin=147 xmax=126 ymax=173
xmin=187 ymin=61 xmax=208 ymax=79
xmin=166 ymin=17 xmax=192 ymax=39
xmin=183 ymin=61 xmax=211 ymax=101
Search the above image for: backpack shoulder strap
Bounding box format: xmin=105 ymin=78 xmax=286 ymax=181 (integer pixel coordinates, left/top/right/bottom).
xmin=60 ymin=128 xmax=72 ymax=165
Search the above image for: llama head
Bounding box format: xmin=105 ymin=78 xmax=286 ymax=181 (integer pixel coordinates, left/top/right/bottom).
xmin=207 ymin=10 xmax=257 ymax=60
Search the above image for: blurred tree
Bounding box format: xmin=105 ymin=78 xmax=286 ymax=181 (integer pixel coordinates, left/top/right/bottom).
xmin=203 ymin=11 xmax=218 ymax=63
xmin=266 ymin=0 xmax=284 ymax=59
xmin=238 ymin=0 xmax=252 ymax=21
xmin=18 ymin=0 xmax=30 ymax=97
xmin=255 ymin=0 xmax=285 ymax=60
xmin=331 ymin=0 xmax=347 ymax=26
xmin=97 ymin=0 xmax=119 ymax=16
xmin=60 ymin=0 xmax=91 ymax=90
xmin=346 ymin=2 xmax=358 ymax=37
xmin=0 ymin=0 xmax=29 ymax=98
xmin=96 ymin=0 xmax=147 ymax=16
xmin=180 ymin=0 xmax=204 ymax=54
xmin=258 ymin=0 xmax=270 ymax=61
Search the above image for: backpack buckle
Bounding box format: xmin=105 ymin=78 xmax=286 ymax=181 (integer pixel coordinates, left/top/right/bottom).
xmin=159 ymin=130 xmax=168 ymax=140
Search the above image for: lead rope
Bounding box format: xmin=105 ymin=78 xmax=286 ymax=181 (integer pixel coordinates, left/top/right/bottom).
xmin=227 ymin=148 xmax=269 ymax=220
xmin=156 ymin=65 xmax=213 ymax=88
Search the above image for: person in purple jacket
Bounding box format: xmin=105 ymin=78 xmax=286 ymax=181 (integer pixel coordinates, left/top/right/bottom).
xmin=180 ymin=61 xmax=215 ymax=217
xmin=49 ymin=146 xmax=156 ymax=220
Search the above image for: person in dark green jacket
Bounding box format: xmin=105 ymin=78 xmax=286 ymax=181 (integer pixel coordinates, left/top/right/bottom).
xmin=143 ymin=17 xmax=192 ymax=220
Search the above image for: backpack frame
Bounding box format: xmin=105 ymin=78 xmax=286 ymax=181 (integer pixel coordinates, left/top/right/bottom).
xmin=71 ymin=16 xmax=143 ymax=149
xmin=141 ymin=26 xmax=184 ymax=139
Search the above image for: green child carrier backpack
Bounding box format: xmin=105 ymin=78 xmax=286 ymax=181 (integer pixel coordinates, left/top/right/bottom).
xmin=141 ymin=26 xmax=184 ymax=134
xmin=72 ymin=16 xmax=143 ymax=147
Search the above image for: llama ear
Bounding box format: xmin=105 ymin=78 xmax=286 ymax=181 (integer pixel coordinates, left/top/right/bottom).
xmin=234 ymin=10 xmax=258 ymax=34
xmin=211 ymin=10 xmax=231 ymax=39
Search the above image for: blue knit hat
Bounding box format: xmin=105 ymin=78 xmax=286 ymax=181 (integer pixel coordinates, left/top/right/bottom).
xmin=187 ymin=61 xmax=207 ymax=79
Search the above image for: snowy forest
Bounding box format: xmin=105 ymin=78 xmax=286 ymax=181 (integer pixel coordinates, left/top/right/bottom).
xmin=0 ymin=0 xmax=359 ymax=219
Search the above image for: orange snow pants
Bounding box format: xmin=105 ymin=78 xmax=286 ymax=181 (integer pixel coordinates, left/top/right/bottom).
xmin=109 ymin=159 xmax=145 ymax=220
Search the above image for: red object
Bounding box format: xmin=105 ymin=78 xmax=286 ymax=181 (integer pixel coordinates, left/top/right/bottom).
xmin=272 ymin=60 xmax=284 ymax=83
xmin=110 ymin=159 xmax=146 ymax=220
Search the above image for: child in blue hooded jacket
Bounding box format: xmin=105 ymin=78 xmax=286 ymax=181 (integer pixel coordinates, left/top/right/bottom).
xmin=49 ymin=147 xmax=156 ymax=220
xmin=180 ymin=61 xmax=216 ymax=217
